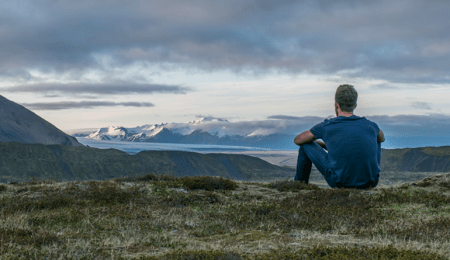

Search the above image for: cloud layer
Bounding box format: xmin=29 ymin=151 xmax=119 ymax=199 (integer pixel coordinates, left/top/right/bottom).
xmin=238 ymin=113 xmax=450 ymax=138
xmin=1 ymin=0 xmax=449 ymax=85
xmin=20 ymin=101 xmax=155 ymax=110
xmin=4 ymin=83 xmax=189 ymax=97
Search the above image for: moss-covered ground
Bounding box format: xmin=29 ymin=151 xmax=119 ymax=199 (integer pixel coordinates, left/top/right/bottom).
xmin=1 ymin=173 xmax=450 ymax=259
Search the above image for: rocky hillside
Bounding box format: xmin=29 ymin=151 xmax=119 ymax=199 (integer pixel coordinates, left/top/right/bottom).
xmin=0 ymin=142 xmax=293 ymax=183
xmin=380 ymin=146 xmax=450 ymax=172
xmin=0 ymin=95 xmax=83 ymax=147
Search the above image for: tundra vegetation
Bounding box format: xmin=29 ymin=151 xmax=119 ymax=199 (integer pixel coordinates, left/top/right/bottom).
xmin=0 ymin=173 xmax=450 ymax=259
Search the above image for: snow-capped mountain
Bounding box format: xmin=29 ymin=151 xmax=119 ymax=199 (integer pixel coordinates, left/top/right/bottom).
xmin=66 ymin=117 xmax=301 ymax=149
xmin=86 ymin=118 xmax=233 ymax=140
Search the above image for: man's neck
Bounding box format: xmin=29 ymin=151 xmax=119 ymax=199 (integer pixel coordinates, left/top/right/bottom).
xmin=338 ymin=113 xmax=354 ymax=117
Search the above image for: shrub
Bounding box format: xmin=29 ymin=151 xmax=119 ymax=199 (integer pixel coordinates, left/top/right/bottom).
xmin=264 ymin=180 xmax=320 ymax=192
xmin=372 ymin=188 xmax=450 ymax=208
xmin=120 ymin=174 xmax=237 ymax=191
xmin=130 ymin=245 xmax=446 ymax=260
xmin=123 ymin=173 xmax=178 ymax=182
xmin=0 ymin=228 xmax=59 ymax=247
xmin=79 ymin=181 xmax=138 ymax=206
xmin=0 ymin=184 xmax=6 ymax=192
xmin=1 ymin=181 xmax=139 ymax=213
xmin=28 ymin=209 xmax=84 ymax=228
xmin=163 ymin=191 xmax=221 ymax=207
xmin=438 ymin=180 xmax=450 ymax=189
xmin=262 ymin=245 xmax=446 ymax=259
xmin=135 ymin=249 xmax=244 ymax=260
xmin=180 ymin=176 xmax=237 ymax=191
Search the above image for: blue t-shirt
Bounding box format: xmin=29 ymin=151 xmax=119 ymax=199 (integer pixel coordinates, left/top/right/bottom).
xmin=310 ymin=115 xmax=380 ymax=186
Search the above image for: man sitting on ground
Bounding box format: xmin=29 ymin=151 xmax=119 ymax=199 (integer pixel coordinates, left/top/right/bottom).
xmin=293 ymin=84 xmax=385 ymax=189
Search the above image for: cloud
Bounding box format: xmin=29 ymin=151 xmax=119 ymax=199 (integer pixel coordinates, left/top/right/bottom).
xmin=411 ymin=101 xmax=432 ymax=110
xmin=195 ymin=114 xmax=220 ymax=119
xmin=370 ymin=84 xmax=400 ymax=90
xmin=19 ymin=101 xmax=155 ymax=110
xmin=264 ymin=113 xmax=450 ymax=138
xmin=363 ymin=112 xmax=447 ymax=125
xmin=268 ymin=115 xmax=303 ymax=120
xmin=3 ymin=83 xmax=190 ymax=96
xmin=0 ymin=69 xmax=35 ymax=82
xmin=0 ymin=0 xmax=449 ymax=84
xmin=357 ymin=113 xmax=450 ymax=139
xmin=171 ymin=115 xmax=328 ymax=136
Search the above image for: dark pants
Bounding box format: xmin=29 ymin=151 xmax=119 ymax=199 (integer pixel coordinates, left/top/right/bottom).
xmin=295 ymin=142 xmax=381 ymax=189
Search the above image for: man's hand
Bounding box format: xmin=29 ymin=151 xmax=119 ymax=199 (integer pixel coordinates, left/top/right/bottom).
xmin=377 ymin=129 xmax=385 ymax=143
xmin=315 ymin=140 xmax=327 ymax=150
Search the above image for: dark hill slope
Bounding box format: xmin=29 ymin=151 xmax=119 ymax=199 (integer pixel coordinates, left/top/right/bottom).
xmin=0 ymin=142 xmax=292 ymax=183
xmin=380 ymin=146 xmax=450 ymax=172
xmin=0 ymin=95 xmax=83 ymax=146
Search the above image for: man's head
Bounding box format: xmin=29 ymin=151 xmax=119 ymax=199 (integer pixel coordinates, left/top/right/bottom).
xmin=335 ymin=84 xmax=358 ymax=116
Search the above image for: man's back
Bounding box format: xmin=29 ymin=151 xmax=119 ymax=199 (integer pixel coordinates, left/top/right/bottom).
xmin=310 ymin=115 xmax=380 ymax=187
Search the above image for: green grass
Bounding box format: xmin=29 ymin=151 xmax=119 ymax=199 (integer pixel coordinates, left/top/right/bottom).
xmin=0 ymin=174 xmax=449 ymax=259
xmin=135 ymin=245 xmax=445 ymax=260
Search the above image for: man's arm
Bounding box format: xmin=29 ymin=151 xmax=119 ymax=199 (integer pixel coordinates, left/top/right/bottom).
xmin=377 ymin=129 xmax=385 ymax=143
xmin=294 ymin=130 xmax=317 ymax=146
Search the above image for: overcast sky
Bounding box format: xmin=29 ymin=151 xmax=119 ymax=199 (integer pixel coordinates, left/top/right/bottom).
xmin=1 ymin=0 xmax=450 ymax=149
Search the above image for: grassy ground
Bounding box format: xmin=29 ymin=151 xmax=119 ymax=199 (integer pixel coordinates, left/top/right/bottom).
xmin=1 ymin=173 xmax=450 ymax=259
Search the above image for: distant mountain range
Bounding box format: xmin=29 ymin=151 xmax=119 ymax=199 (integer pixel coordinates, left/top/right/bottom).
xmin=66 ymin=117 xmax=298 ymax=149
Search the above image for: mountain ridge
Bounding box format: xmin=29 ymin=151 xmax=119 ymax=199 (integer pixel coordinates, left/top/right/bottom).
xmin=0 ymin=95 xmax=83 ymax=147
xmin=2 ymin=141 xmax=450 ymax=184
xmin=380 ymin=146 xmax=450 ymax=172
xmin=0 ymin=141 xmax=293 ymax=183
